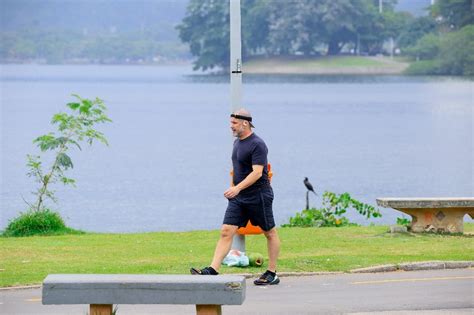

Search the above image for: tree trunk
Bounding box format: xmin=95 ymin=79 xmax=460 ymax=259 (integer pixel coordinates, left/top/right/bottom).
xmin=327 ymin=39 xmax=342 ymax=56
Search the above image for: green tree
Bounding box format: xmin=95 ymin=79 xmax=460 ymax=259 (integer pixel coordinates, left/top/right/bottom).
xmin=12 ymin=38 xmax=37 ymax=59
xmin=405 ymin=33 xmax=441 ymax=60
xmin=265 ymin=1 xmax=303 ymax=55
xmin=323 ymin=0 xmax=368 ymax=55
xmin=397 ymin=16 xmax=437 ymax=50
xmin=27 ymin=95 xmax=111 ymax=212
xmin=242 ymin=0 xmax=271 ymax=56
xmin=177 ymin=0 xmax=410 ymax=69
xmin=431 ymin=0 xmax=474 ymax=30
xmin=266 ymin=0 xmax=372 ymax=56
xmin=355 ymin=1 xmax=386 ymax=55
xmin=405 ymin=25 xmax=474 ymax=75
xmin=177 ymin=0 xmax=274 ymax=70
xmin=438 ymin=25 xmax=474 ymax=75
xmin=177 ymin=0 xmax=230 ymax=71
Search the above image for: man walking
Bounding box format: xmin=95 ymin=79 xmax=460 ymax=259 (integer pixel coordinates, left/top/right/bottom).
xmin=191 ymin=109 xmax=281 ymax=285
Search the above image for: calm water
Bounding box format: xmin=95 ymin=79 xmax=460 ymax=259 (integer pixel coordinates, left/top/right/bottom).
xmin=1 ymin=65 xmax=473 ymax=232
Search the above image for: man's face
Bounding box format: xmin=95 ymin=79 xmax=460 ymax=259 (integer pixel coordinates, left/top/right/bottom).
xmin=230 ymin=117 xmax=244 ymax=137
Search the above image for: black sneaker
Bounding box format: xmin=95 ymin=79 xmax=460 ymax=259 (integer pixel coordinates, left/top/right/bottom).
xmin=254 ymin=270 xmax=280 ymax=285
xmin=190 ymin=266 xmax=219 ymax=275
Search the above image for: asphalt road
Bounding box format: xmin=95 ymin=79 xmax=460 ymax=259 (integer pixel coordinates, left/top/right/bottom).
xmin=1 ymin=269 xmax=472 ymax=314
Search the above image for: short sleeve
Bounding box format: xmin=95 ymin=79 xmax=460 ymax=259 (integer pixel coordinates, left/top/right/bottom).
xmin=251 ymin=141 xmax=268 ymax=166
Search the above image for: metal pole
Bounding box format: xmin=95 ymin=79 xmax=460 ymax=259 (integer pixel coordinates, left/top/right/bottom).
xmin=230 ymin=0 xmax=242 ymax=111
xmin=390 ymin=37 xmax=394 ymax=59
xmin=379 ymin=0 xmax=383 ymax=13
xmin=306 ymin=191 xmax=309 ymax=210
xmin=357 ymin=33 xmax=360 ymax=56
xmin=229 ymin=0 xmax=246 ymax=253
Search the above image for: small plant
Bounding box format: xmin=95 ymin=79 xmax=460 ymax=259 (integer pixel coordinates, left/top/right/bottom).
xmin=396 ymin=216 xmax=411 ymax=227
xmin=283 ymin=191 xmax=381 ymax=228
xmin=4 ymin=94 xmax=111 ymax=237
xmin=2 ymin=208 xmax=83 ymax=237
xmin=27 ymin=94 xmax=111 ymax=212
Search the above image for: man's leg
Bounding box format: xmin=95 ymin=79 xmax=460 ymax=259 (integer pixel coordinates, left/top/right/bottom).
xmin=263 ymin=227 xmax=280 ymax=272
xmin=210 ymin=224 xmax=239 ymax=272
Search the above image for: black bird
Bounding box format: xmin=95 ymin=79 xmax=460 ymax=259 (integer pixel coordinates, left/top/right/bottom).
xmin=304 ymin=177 xmax=317 ymax=195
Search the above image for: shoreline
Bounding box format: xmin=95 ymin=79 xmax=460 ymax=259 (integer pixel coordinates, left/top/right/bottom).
xmin=244 ymin=56 xmax=410 ymax=75
xmin=1 ymin=56 xmax=411 ymax=75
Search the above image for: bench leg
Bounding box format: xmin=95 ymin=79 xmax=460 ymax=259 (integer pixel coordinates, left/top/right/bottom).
xmin=402 ymin=208 xmax=466 ymax=233
xmin=90 ymin=304 xmax=113 ymax=315
xmin=196 ymin=304 xmax=222 ymax=315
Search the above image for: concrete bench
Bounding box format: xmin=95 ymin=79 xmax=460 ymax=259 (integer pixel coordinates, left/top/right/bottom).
xmin=42 ymin=274 xmax=246 ymax=315
xmin=376 ymin=197 xmax=474 ymax=233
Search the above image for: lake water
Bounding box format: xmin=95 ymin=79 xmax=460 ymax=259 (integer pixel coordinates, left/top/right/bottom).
xmin=1 ymin=64 xmax=472 ymax=232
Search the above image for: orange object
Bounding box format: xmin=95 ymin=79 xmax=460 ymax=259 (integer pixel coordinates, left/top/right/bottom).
xmin=237 ymin=221 xmax=263 ymax=235
xmin=234 ymin=163 xmax=273 ymax=235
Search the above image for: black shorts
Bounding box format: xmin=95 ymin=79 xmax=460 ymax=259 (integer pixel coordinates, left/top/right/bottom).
xmin=223 ymin=186 xmax=275 ymax=231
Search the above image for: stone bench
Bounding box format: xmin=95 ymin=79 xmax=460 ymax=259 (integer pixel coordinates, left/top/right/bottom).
xmin=42 ymin=274 xmax=246 ymax=315
xmin=376 ymin=197 xmax=474 ymax=233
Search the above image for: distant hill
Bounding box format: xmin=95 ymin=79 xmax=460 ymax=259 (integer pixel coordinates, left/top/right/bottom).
xmin=2 ymin=0 xmax=433 ymax=33
xmin=0 ymin=0 xmax=190 ymax=63
xmin=1 ymin=0 xmax=188 ymax=40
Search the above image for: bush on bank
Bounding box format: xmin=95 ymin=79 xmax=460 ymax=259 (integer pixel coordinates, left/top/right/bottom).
xmin=2 ymin=209 xmax=83 ymax=237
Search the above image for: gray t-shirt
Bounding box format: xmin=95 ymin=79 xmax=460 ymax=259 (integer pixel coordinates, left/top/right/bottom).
xmin=232 ymin=133 xmax=270 ymax=194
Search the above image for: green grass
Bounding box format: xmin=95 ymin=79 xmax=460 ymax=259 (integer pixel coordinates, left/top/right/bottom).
xmin=2 ymin=208 xmax=85 ymax=237
xmin=404 ymin=59 xmax=442 ymax=75
xmin=1 ymin=224 xmax=473 ymax=287
xmin=246 ymin=56 xmax=381 ymax=69
xmin=243 ymin=56 xmax=410 ymax=74
xmin=294 ymin=56 xmax=384 ymax=67
xmin=246 ymin=55 xmax=401 ymax=68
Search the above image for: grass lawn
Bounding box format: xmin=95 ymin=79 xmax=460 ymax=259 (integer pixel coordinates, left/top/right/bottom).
xmin=291 ymin=56 xmax=385 ymax=67
xmin=244 ymin=55 xmax=409 ymax=74
xmin=1 ymin=224 xmax=473 ymax=287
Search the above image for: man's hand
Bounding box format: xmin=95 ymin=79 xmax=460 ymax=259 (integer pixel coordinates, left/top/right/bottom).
xmin=224 ymin=186 xmax=241 ymax=199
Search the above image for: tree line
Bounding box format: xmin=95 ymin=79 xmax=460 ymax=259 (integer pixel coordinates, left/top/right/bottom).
xmin=404 ymin=0 xmax=474 ymax=75
xmin=1 ymin=0 xmax=188 ymax=64
xmin=177 ymin=0 xmax=473 ymax=75
xmin=0 ymin=30 xmax=189 ymax=64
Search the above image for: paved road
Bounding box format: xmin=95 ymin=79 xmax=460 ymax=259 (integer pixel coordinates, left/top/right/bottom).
xmin=1 ymin=269 xmax=472 ymax=314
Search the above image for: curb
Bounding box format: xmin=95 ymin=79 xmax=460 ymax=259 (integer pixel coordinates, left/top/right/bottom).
xmin=350 ymin=264 xmax=398 ymax=273
xmin=0 ymin=261 xmax=472 ymax=291
xmin=238 ymin=261 xmax=473 ymax=278
xmin=237 ymin=271 xmax=344 ymax=279
xmin=0 ymin=285 xmax=41 ymax=291
xmin=350 ymin=261 xmax=473 ymax=273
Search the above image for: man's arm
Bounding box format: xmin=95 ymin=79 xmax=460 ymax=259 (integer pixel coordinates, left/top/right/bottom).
xmin=224 ymin=164 xmax=264 ymax=199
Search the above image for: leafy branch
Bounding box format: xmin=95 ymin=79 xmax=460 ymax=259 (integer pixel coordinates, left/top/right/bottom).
xmin=283 ymin=191 xmax=381 ymax=228
xmin=26 ymin=95 xmax=111 ymax=212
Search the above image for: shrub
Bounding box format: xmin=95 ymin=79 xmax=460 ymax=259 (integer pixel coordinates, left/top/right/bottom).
xmin=396 ymin=216 xmax=411 ymax=227
xmin=283 ymin=207 xmax=354 ymax=227
xmin=283 ymin=191 xmax=381 ymax=228
xmin=405 ymin=25 xmax=474 ymax=76
xmin=437 ymin=25 xmax=474 ymax=75
xmin=405 ymin=33 xmax=441 ymax=60
xmin=2 ymin=208 xmax=83 ymax=237
xmin=404 ymin=59 xmax=442 ymax=75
